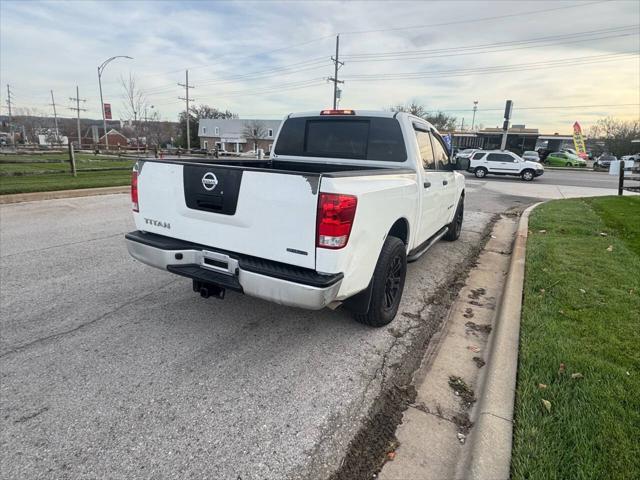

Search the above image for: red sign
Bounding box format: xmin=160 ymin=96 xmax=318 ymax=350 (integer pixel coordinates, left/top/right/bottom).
xmin=103 ymin=103 xmax=112 ymax=120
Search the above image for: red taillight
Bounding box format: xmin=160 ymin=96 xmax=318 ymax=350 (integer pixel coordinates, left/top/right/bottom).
xmin=317 ymin=193 xmax=357 ymax=249
xmin=131 ymin=170 xmax=139 ymax=212
xmin=320 ymin=109 xmax=355 ymax=115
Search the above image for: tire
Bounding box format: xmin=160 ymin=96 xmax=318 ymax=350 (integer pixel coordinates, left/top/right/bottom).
xmin=444 ymin=195 xmax=464 ymax=241
xmin=474 ymin=167 xmax=487 ymax=178
xmin=354 ymin=236 xmax=407 ymax=327
xmin=521 ymin=169 xmax=535 ymax=181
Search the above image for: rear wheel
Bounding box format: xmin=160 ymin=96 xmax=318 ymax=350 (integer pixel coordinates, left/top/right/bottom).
xmin=444 ymin=196 xmax=464 ymax=241
xmin=474 ymin=167 xmax=487 ymax=178
xmin=521 ymin=169 xmax=535 ymax=181
xmin=354 ymin=236 xmax=407 ymax=327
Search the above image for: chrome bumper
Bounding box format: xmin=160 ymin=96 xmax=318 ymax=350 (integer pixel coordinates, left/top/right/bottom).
xmin=125 ymin=239 xmax=342 ymax=310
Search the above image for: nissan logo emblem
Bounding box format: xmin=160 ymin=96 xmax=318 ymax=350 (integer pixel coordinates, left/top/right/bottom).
xmin=202 ymin=172 xmax=218 ymax=191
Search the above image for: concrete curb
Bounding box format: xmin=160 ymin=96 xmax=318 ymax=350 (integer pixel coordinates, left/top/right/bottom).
xmin=543 ymin=166 xmax=595 ymax=172
xmin=0 ymin=186 xmax=129 ymax=204
xmin=463 ymin=202 xmax=541 ymax=480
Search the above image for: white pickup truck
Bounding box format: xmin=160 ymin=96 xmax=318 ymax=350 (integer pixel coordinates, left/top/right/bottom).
xmin=126 ymin=110 xmax=468 ymax=326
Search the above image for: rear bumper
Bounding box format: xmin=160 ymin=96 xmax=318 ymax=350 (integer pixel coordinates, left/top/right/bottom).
xmin=125 ymin=231 xmax=343 ymax=310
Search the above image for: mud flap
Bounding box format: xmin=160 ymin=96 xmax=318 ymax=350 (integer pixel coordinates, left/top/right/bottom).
xmin=343 ymin=278 xmax=374 ymax=315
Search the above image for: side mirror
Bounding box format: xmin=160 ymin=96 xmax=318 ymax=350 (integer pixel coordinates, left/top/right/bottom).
xmin=453 ymin=157 xmax=470 ymax=171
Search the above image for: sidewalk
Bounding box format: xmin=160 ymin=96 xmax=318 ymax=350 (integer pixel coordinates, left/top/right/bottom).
xmin=0 ymin=185 xmax=128 ymax=204
xmin=378 ymin=214 xmax=519 ymax=480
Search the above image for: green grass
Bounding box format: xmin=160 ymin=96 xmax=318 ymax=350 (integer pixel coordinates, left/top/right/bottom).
xmin=512 ymin=196 xmax=640 ymax=480
xmin=0 ymin=159 xmax=134 ymax=174
xmin=0 ymin=170 xmax=131 ymax=194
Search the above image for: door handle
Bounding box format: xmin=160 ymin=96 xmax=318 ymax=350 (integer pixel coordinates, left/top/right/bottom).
xmin=442 ymin=180 xmax=448 ymax=186
xmin=423 ymin=181 xmax=431 ymax=188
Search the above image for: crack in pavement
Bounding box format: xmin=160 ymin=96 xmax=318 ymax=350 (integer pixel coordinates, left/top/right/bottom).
xmin=0 ymin=279 xmax=180 ymax=358
xmin=0 ymin=232 xmax=128 ymax=259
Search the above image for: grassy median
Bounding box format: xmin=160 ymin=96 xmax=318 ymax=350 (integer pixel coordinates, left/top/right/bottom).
xmin=512 ymin=196 xmax=640 ymax=479
xmin=0 ymin=154 xmax=134 ymax=194
xmin=0 ymin=170 xmax=132 ymax=194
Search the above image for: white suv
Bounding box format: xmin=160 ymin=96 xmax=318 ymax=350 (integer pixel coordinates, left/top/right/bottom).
xmin=468 ymin=150 xmax=544 ymax=181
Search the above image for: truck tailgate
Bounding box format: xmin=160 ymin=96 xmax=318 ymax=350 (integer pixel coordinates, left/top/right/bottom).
xmin=134 ymin=161 xmax=319 ymax=269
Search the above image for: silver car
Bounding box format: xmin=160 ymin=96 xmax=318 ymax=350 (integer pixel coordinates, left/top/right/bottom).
xmin=522 ymin=151 xmax=540 ymax=162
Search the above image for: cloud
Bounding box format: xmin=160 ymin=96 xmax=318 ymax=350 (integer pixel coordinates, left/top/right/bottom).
xmin=1 ymin=0 xmax=638 ymax=132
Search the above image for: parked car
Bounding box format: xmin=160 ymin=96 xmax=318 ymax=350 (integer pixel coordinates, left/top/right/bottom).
xmin=620 ymin=153 xmax=640 ymax=162
xmin=522 ymin=150 xmax=540 ymax=162
xmin=125 ymin=109 xmax=468 ymax=327
xmin=454 ymin=148 xmax=476 ymax=161
xmin=468 ymin=149 xmax=544 ymax=181
xmin=545 ymin=151 xmax=587 ymax=167
xmin=594 ymin=154 xmax=617 ymax=170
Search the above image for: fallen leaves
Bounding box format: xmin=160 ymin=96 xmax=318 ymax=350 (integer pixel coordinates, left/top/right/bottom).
xmin=467 ymin=345 xmax=481 ymax=353
xmin=606 ymin=245 xmax=613 ymax=252
xmin=386 ymin=451 xmax=396 ymax=461
xmin=538 ymin=383 xmax=548 ymax=390
xmin=542 ymin=399 xmax=552 ymax=413
xmin=538 ymin=229 xmax=547 ymax=234
xmin=579 ymin=288 xmax=586 ymax=294
xmin=558 ymin=363 xmax=566 ymax=375
xmin=571 ymin=373 xmax=583 ymax=379
xmin=599 ymin=232 xmax=608 ymax=237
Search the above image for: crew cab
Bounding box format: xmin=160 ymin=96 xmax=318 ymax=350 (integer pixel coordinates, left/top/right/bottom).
xmin=468 ymin=149 xmax=544 ymax=181
xmin=125 ymin=110 xmax=468 ymax=326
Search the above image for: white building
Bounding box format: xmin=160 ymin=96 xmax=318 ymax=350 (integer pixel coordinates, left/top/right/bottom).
xmin=198 ymin=118 xmax=282 ymax=153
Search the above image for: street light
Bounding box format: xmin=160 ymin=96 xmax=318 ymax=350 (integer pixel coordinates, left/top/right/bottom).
xmin=471 ymin=100 xmax=479 ymax=131
xmin=97 ymin=55 xmax=133 ymax=150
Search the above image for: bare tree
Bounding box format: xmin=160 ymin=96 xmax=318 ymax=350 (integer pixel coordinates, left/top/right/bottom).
xmin=390 ymin=101 xmax=457 ymax=131
xmin=121 ymin=73 xmax=148 ymax=147
xmin=588 ymin=117 xmax=640 ymax=156
xmin=242 ymin=120 xmax=267 ymax=152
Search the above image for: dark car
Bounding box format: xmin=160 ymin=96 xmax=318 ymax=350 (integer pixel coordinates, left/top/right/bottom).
xmin=594 ymin=154 xmax=617 ymax=170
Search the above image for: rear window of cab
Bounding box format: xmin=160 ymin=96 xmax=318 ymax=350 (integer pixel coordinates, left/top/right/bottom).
xmin=274 ymin=116 xmax=407 ymax=162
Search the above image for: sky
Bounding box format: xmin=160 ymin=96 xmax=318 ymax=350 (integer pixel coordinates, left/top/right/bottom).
xmin=1 ymin=0 xmax=639 ymax=133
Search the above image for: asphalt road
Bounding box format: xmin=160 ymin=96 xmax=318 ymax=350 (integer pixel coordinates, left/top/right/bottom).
xmin=462 ymin=168 xmax=619 ymax=189
xmin=0 ymin=168 xmax=589 ymax=479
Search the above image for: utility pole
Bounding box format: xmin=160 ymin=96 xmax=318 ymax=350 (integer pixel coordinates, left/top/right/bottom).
xmin=460 ymin=118 xmax=465 ymax=131
xmin=178 ymin=69 xmax=195 ymax=151
xmin=69 ymin=86 xmax=87 ymax=149
xmin=6 ymin=84 xmax=14 ymax=144
xmin=471 ymin=100 xmax=478 ymax=130
xmin=500 ymin=100 xmax=513 ymax=151
xmin=328 ymin=35 xmax=344 ymax=109
xmin=50 ymin=90 xmax=60 ymax=144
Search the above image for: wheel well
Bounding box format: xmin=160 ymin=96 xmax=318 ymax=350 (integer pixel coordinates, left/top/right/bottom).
xmin=388 ymin=218 xmax=409 ymax=245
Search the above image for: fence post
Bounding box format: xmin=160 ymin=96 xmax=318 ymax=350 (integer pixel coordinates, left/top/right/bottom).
xmin=618 ymin=160 xmax=624 ymax=195
xmin=68 ymin=142 xmax=77 ymax=177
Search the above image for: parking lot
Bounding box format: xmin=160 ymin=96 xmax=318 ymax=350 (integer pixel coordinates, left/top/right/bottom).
xmin=0 ymin=169 xmax=624 ymax=478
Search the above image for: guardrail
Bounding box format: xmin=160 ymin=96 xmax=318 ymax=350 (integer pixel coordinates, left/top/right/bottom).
xmin=618 ymin=161 xmax=640 ymax=194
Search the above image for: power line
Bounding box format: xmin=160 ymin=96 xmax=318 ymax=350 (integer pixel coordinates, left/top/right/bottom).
xmin=339 ymin=0 xmax=611 ymax=35
xmin=344 ymin=51 xmax=638 ymax=81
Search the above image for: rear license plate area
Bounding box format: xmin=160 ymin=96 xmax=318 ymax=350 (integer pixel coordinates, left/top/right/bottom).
xmin=200 ymin=250 xmax=238 ymax=276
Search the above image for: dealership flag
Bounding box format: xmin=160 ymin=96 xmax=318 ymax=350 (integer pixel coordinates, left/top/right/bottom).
xmin=573 ymin=121 xmax=587 ymax=159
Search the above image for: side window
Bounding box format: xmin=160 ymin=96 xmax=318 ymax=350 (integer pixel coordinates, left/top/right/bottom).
xmin=472 ymin=152 xmax=485 ymax=160
xmin=487 ymin=153 xmax=502 ymax=162
xmin=500 ymin=153 xmax=515 ymax=162
xmin=415 ymin=130 xmax=436 ymax=170
xmin=430 ymin=133 xmax=450 ymax=169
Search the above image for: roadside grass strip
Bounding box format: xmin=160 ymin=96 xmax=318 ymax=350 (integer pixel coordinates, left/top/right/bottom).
xmin=0 ymin=170 xmax=132 ymax=194
xmin=512 ymin=196 xmax=640 ymax=480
